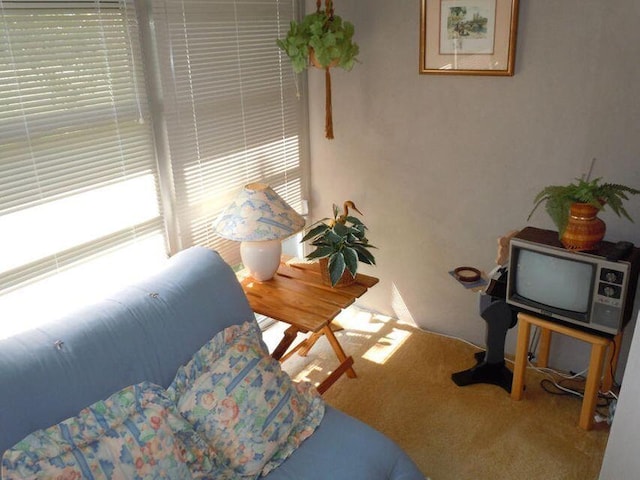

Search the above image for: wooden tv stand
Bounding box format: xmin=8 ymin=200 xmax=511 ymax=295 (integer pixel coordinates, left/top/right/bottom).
xmin=510 ymin=227 xmax=640 ymax=429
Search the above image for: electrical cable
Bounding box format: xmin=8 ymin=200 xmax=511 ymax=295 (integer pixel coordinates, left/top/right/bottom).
xmin=607 ymin=336 xmax=620 ymax=389
xmin=529 ymin=356 xmax=618 ymax=423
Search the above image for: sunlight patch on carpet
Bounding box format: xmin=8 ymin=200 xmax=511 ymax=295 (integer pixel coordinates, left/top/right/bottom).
xmin=362 ymin=327 xmax=412 ymax=364
xmin=335 ymin=307 xmax=391 ymax=333
xmin=288 ymin=359 xmax=327 ymax=386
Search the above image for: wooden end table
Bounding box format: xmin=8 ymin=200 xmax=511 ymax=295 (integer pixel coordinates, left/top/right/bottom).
xmin=239 ymin=260 xmax=379 ymax=394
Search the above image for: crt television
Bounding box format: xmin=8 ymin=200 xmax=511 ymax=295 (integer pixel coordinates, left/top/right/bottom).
xmin=506 ymin=227 xmax=640 ymax=336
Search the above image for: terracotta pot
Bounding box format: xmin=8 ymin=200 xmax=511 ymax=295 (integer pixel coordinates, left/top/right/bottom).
xmin=309 ymin=48 xmax=339 ymax=69
xmin=319 ymin=257 xmax=356 ymax=287
xmin=561 ymin=202 xmax=606 ymax=251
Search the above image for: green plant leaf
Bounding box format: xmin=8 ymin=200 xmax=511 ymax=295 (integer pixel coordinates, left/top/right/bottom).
xmin=306 ymin=246 xmax=333 ymax=259
xmin=329 ymin=252 xmax=346 ymax=286
xmin=320 ymin=229 xmax=339 ymax=244
xmin=333 ymin=222 xmax=349 ymax=237
xmin=276 ymin=11 xmax=358 ymax=72
xmin=342 ymin=247 xmax=358 ymax=276
xmin=301 ymin=223 xmax=330 ymax=242
xmin=353 ymin=244 xmax=376 ymax=265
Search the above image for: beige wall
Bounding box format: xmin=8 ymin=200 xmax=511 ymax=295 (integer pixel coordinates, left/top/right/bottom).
xmin=304 ymin=0 xmax=640 ymax=374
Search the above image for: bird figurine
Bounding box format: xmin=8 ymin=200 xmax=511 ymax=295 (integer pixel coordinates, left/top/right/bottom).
xmin=337 ymin=200 xmax=362 ymax=224
xmin=328 ymin=200 xmax=362 ymax=227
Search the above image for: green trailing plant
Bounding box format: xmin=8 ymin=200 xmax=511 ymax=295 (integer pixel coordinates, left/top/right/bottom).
xmin=528 ymin=177 xmax=640 ymax=236
xmin=276 ymin=5 xmax=359 ymax=74
xmin=301 ymin=201 xmax=376 ymax=286
xmin=276 ymin=0 xmax=359 ymax=139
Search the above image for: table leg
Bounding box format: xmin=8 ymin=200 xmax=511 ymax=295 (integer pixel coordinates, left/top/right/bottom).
xmin=317 ymin=356 xmax=354 ymax=395
xmin=271 ymin=326 xmax=300 ymax=361
xmin=511 ymin=317 xmax=531 ymax=401
xmin=579 ymin=342 xmax=607 ymax=430
xmin=537 ymin=327 xmax=552 ymax=368
xmin=322 ymin=325 xmax=357 ymax=378
xmin=298 ymin=323 xmax=346 ymax=357
xmin=298 ymin=331 xmax=322 ymax=357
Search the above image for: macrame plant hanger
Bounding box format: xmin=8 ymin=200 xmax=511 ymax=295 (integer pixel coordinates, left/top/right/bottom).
xmin=317 ymin=0 xmax=334 ymax=139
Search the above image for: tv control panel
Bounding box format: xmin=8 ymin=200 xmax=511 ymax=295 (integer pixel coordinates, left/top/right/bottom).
xmin=592 ymin=264 xmax=629 ymax=332
xmin=598 ymin=268 xmax=625 ymax=303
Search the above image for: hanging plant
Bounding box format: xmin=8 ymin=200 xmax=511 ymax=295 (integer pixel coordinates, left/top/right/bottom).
xmin=277 ymin=0 xmax=359 ymax=139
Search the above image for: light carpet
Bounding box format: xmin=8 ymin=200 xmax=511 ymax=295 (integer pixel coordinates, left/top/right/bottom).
xmin=263 ymin=307 xmax=610 ymax=480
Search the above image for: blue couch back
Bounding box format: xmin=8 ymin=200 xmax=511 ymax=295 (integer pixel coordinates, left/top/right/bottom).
xmin=0 ymin=247 xmax=254 ymax=456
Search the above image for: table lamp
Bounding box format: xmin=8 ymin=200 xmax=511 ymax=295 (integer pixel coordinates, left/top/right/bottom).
xmin=213 ymin=182 xmax=305 ymax=281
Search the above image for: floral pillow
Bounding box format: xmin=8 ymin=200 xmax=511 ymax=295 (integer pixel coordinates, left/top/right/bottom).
xmin=168 ymin=321 xmax=325 ymax=478
xmin=1 ymin=382 xmax=222 ymax=480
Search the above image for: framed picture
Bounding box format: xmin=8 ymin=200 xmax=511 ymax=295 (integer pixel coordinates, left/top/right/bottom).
xmin=419 ymin=0 xmax=520 ymax=76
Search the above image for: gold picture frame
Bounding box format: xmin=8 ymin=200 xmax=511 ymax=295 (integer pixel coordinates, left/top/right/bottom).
xmin=419 ymin=0 xmax=520 ymax=76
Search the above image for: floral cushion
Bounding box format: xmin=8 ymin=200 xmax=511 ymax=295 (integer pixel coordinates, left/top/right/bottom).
xmin=1 ymin=382 xmax=220 ymax=480
xmin=168 ymin=320 xmax=325 ymax=478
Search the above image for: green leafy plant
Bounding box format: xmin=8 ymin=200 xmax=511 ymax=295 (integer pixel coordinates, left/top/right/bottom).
xmin=528 ymin=177 xmax=640 ymax=236
xmin=276 ymin=7 xmax=359 ymax=73
xmin=301 ymin=201 xmax=376 ymax=286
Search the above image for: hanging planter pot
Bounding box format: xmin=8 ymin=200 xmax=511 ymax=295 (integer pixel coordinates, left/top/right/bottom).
xmin=276 ymin=0 xmax=359 ymax=139
xmin=309 ymin=48 xmax=339 ymax=69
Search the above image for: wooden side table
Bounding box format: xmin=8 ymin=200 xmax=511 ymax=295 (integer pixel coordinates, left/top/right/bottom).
xmin=511 ymin=312 xmax=621 ymax=430
xmin=239 ymin=260 xmax=379 ymax=394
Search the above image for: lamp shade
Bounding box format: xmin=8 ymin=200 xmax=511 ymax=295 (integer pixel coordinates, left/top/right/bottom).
xmin=214 ymin=183 xmax=305 ymax=241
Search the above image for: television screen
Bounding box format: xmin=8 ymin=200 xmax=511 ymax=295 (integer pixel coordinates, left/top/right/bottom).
xmin=515 ymin=248 xmax=594 ymax=313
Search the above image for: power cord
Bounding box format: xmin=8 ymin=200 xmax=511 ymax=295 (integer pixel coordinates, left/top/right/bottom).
xmin=527 ymin=326 xmax=620 ymax=424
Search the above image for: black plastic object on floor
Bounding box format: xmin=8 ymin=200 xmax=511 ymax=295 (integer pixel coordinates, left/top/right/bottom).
xmin=451 ymin=351 xmax=514 ymax=393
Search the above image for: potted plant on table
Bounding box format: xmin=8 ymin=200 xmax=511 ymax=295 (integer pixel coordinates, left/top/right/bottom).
xmin=276 ymin=0 xmax=359 ymax=139
xmin=527 ymin=176 xmax=640 ymax=250
xmin=301 ymin=201 xmax=376 ymax=287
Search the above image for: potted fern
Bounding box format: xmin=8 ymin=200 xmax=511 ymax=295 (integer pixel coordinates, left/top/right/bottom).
xmin=528 ymin=177 xmax=640 ymax=250
xmin=276 ymin=0 xmax=359 ymax=139
xmin=301 ymin=201 xmax=376 ymax=286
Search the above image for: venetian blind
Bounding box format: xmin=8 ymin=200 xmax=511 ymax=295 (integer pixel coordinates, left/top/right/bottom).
xmin=0 ymin=0 xmax=166 ymax=336
xmin=152 ymin=0 xmax=306 ymax=265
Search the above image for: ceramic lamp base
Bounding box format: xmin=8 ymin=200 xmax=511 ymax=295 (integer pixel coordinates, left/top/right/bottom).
xmin=241 ymin=240 xmax=282 ymax=281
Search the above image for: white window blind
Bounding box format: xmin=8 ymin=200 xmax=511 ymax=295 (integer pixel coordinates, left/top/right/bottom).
xmin=152 ymin=0 xmax=306 ymax=265
xmin=0 ymin=0 xmax=166 ymax=337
